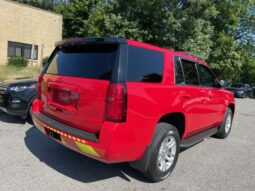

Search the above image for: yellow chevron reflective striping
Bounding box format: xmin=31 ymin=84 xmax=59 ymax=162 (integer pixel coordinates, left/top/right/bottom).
xmin=75 ymin=142 xmax=100 ymax=157
xmin=61 ymin=137 xmax=67 ymax=145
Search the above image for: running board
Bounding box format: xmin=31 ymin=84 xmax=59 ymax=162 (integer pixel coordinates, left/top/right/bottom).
xmin=181 ymin=127 xmax=218 ymax=148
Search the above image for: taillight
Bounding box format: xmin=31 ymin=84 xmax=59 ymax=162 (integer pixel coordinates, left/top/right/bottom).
xmin=37 ymin=73 xmax=43 ymax=99
xmin=105 ymin=83 xmax=127 ymax=122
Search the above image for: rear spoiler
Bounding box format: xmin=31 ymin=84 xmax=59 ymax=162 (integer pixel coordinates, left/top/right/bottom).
xmin=55 ymin=37 xmax=128 ymax=48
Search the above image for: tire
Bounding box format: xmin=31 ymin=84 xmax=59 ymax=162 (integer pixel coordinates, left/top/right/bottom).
xmin=214 ymin=108 xmax=233 ymax=139
xmin=28 ymin=104 xmax=33 ymax=119
xmin=26 ymin=102 xmax=34 ymax=124
xmin=144 ymin=123 xmax=180 ymax=182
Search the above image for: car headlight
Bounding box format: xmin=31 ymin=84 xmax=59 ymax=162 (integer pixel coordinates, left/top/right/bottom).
xmin=9 ymin=84 xmax=36 ymax=92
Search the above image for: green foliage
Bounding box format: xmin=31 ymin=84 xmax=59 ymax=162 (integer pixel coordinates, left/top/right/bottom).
xmin=54 ymin=0 xmax=255 ymax=83
xmin=208 ymin=33 xmax=242 ymax=81
xmin=54 ymin=0 xmax=218 ymax=59
xmin=206 ymin=0 xmax=255 ymax=82
xmin=239 ymin=40 xmax=255 ymax=84
xmin=8 ymin=57 xmax=29 ymax=67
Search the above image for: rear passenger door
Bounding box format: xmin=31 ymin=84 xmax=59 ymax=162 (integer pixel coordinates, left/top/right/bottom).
xmin=197 ymin=64 xmax=225 ymax=126
xmin=174 ymin=57 xmax=210 ymax=136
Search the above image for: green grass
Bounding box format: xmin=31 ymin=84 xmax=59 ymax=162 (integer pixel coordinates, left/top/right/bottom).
xmin=0 ymin=65 xmax=40 ymax=82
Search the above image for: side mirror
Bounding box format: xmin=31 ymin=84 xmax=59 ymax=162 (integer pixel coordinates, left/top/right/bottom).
xmin=219 ymin=80 xmax=227 ymax=88
xmin=214 ymin=79 xmax=222 ymax=88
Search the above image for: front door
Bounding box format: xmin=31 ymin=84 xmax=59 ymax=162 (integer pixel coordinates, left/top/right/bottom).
xmin=196 ymin=64 xmax=226 ymax=126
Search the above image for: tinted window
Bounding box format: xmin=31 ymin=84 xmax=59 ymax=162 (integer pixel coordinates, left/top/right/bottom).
xmin=174 ymin=57 xmax=185 ymax=84
xmin=197 ymin=64 xmax=215 ymax=87
xmin=127 ymin=46 xmax=164 ymax=82
xmin=46 ymin=44 xmax=118 ymax=80
xmin=181 ymin=60 xmax=199 ymax=85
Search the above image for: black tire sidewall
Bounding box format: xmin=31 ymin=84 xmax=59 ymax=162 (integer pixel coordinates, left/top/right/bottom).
xmin=223 ymin=109 xmax=232 ymax=135
xmin=147 ymin=123 xmax=180 ymax=182
xmin=216 ymin=108 xmax=233 ymax=138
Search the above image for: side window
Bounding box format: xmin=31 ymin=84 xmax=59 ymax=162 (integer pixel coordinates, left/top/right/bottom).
xmin=174 ymin=57 xmax=185 ymax=84
xmin=197 ymin=64 xmax=216 ymax=87
xmin=181 ymin=60 xmax=199 ymax=85
xmin=127 ymin=46 xmax=164 ymax=83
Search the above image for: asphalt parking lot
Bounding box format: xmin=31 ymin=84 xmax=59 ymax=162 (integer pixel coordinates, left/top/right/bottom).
xmin=0 ymin=98 xmax=255 ymax=191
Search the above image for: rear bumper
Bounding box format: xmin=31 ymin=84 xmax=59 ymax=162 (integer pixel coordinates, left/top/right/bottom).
xmin=32 ymin=99 xmax=146 ymax=163
xmin=33 ymin=111 xmax=99 ymax=143
xmin=32 ymin=112 xmax=106 ymax=160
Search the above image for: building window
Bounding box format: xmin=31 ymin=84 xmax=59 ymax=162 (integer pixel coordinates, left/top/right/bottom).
xmin=8 ymin=41 xmax=38 ymax=60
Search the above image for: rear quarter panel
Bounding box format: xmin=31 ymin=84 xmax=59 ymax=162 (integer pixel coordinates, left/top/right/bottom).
xmin=124 ymin=50 xmax=184 ymax=159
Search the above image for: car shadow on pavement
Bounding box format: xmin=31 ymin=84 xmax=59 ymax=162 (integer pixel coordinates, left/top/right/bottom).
xmin=24 ymin=126 xmax=150 ymax=183
xmin=0 ymin=111 xmax=26 ymax=124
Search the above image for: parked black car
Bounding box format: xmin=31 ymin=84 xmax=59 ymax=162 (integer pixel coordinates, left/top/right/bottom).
xmin=0 ymin=78 xmax=37 ymax=119
xmin=226 ymin=83 xmax=253 ymax=98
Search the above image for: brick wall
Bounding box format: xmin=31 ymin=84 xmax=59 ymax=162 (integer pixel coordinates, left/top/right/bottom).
xmin=0 ymin=0 xmax=62 ymax=65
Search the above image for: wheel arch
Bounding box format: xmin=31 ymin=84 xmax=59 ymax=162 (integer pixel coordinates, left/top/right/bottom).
xmin=228 ymin=103 xmax=235 ymax=116
xmin=158 ymin=112 xmax=185 ymax=139
xmin=130 ymin=112 xmax=185 ymax=173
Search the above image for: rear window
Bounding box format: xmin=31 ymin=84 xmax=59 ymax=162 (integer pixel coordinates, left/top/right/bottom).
xmin=127 ymin=46 xmax=164 ymax=82
xmin=46 ymin=44 xmax=118 ymax=80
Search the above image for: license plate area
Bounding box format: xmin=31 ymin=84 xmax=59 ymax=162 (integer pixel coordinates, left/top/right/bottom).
xmin=47 ymin=82 xmax=80 ymax=114
xmin=48 ymin=130 xmax=61 ymax=141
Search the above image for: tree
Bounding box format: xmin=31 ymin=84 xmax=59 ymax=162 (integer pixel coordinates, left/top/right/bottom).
xmin=207 ymin=0 xmax=255 ymax=82
xmin=55 ymin=0 xmax=217 ymax=59
xmin=54 ymin=0 xmax=99 ymax=37
xmin=239 ymin=39 xmax=255 ymax=84
xmin=54 ymin=0 xmax=255 ymax=82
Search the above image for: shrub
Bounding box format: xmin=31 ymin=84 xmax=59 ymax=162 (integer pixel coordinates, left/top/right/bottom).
xmin=8 ymin=57 xmax=28 ymax=67
xmin=42 ymin=56 xmax=50 ymax=67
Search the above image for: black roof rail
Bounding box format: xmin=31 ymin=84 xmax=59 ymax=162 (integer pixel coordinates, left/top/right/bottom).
xmin=55 ymin=37 xmax=127 ymax=47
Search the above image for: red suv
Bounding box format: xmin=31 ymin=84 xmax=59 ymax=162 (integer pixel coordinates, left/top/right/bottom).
xmin=32 ymin=38 xmax=235 ymax=182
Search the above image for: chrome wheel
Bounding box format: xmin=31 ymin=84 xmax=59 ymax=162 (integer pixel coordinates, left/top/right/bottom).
xmin=157 ymin=135 xmax=177 ymax=172
xmin=225 ymin=113 xmax=232 ymax=134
